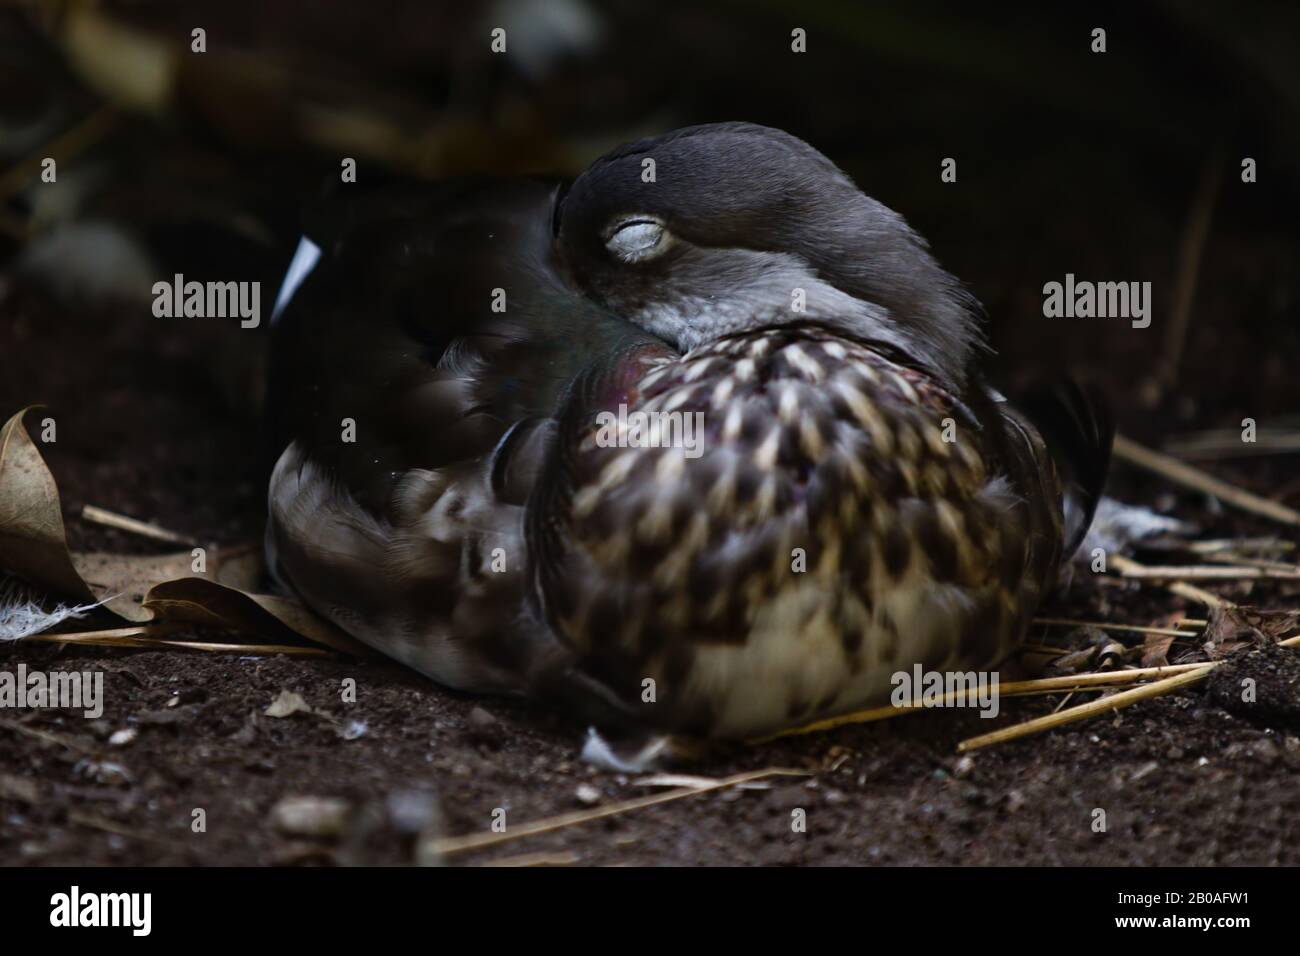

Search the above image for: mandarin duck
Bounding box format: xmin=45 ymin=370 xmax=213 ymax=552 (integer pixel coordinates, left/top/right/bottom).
xmin=266 ymin=122 xmax=1110 ymax=739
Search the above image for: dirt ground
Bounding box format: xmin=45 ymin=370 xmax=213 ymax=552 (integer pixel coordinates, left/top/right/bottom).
xmin=2 ymin=267 xmax=1299 ymax=867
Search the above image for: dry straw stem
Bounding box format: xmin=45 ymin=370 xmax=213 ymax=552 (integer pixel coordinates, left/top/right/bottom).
xmin=1116 ymin=563 xmax=1300 ymax=581
xmin=1110 ymin=555 xmax=1231 ymax=608
xmin=756 ymin=662 xmax=1213 ymax=743
xmin=1187 ymin=538 xmax=1293 ymax=555
xmin=80 ymin=505 xmax=200 ymax=548
xmin=1032 ymin=616 xmax=1198 ymax=638
xmin=1165 ymin=432 xmax=1300 ymax=459
xmin=429 ymin=767 xmax=808 ymax=857
xmin=958 ymin=632 xmax=1300 ymax=752
xmin=956 ymin=665 xmax=1216 ymax=753
xmin=1202 ymin=554 xmax=1300 ymax=573
xmin=1167 ymin=582 xmax=1232 ymax=609
xmin=1112 ymin=434 xmax=1300 ymax=527
xmin=25 ymin=624 xmax=330 ymax=656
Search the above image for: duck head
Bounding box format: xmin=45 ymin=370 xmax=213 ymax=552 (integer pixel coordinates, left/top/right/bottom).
xmin=555 ymin=122 xmax=983 ymax=388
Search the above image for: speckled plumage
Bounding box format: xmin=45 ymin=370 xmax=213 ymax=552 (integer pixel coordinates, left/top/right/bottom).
xmin=530 ymin=325 xmax=1065 ymax=736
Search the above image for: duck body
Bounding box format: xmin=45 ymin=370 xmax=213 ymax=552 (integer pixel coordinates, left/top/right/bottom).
xmin=266 ymin=123 xmax=1110 ymax=738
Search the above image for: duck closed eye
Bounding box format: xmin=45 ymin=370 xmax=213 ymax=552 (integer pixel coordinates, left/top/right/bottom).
xmin=605 ymin=217 xmax=670 ymax=263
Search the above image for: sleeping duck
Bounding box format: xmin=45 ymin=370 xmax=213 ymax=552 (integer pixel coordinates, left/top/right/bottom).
xmin=265 ymin=122 xmax=1110 ymax=739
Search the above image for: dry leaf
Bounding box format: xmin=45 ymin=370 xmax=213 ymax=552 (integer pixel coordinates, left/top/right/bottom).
xmin=71 ymin=549 xmax=198 ymax=622
xmin=0 ymin=407 xmax=366 ymax=655
xmin=142 ymin=578 xmax=368 ymax=655
xmin=0 ymin=408 xmax=99 ymax=604
xmin=1141 ymin=632 xmax=1175 ymax=668
xmin=1200 ymin=605 xmax=1300 ymax=660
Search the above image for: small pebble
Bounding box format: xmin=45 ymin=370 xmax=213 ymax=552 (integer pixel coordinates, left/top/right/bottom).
xmin=270 ymin=796 xmax=351 ymax=838
xmin=575 ymin=783 xmax=601 ymax=805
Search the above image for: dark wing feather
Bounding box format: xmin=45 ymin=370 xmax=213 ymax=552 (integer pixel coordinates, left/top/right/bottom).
xmin=1014 ymin=381 xmax=1114 ymax=557
xmin=265 ymin=178 xmax=662 ymax=694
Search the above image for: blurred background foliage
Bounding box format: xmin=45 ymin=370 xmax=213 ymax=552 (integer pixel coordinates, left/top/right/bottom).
xmin=2 ymin=0 xmax=1298 ymax=424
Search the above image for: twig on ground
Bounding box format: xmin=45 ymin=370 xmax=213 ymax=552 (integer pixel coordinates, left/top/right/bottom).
xmin=1164 ymin=431 xmax=1300 ymax=459
xmin=1114 ymin=563 xmax=1300 ymax=581
xmin=1201 ymin=553 xmax=1300 ymax=573
xmin=427 ymin=767 xmax=808 ymax=856
xmin=80 ymin=505 xmax=201 ymax=547
xmin=753 ymin=662 xmax=1213 ymax=743
xmin=957 ymin=632 xmax=1300 ymax=752
xmin=24 ymin=625 xmax=330 ymax=656
xmin=1032 ymin=617 xmax=1198 ymax=638
xmin=1112 ymin=434 xmax=1300 ymax=527
xmin=1186 ymin=538 xmax=1293 ymax=555
xmin=957 ymin=665 xmax=1216 ymax=752
xmin=1110 ymin=554 xmax=1232 ymax=608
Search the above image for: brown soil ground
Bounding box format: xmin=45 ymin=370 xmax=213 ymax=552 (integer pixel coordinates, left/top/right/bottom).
xmin=2 ymin=269 xmax=1298 ymax=867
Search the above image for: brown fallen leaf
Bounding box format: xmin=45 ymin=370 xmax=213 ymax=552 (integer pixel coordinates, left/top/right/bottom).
xmin=1141 ymin=631 xmax=1176 ymax=668
xmin=0 ymin=407 xmax=366 ymax=655
xmin=0 ymin=407 xmax=100 ymax=605
xmin=1199 ymin=605 xmax=1300 ymax=661
xmin=143 ymin=577 xmax=367 ymax=656
xmin=70 ymin=549 xmax=199 ymax=622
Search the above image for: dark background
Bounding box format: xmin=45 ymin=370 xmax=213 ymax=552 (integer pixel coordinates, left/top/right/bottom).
xmin=4 ymin=0 xmax=1298 ymax=424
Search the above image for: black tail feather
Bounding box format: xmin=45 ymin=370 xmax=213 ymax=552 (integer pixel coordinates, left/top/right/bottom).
xmin=1018 ymin=381 xmax=1115 ymax=557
